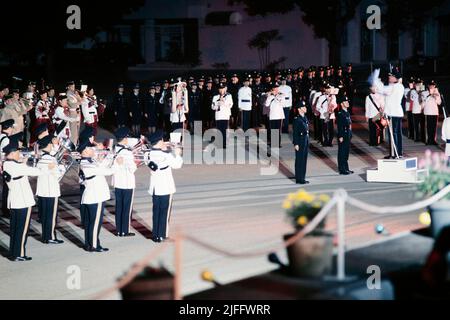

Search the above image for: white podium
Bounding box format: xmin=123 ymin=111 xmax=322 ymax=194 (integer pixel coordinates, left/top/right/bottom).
xmin=366 ymin=157 xmax=428 ymax=183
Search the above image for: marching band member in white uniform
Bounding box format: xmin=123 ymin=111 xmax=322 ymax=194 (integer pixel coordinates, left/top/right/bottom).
xmin=422 ymin=80 xmax=442 ymax=145
xmin=441 ymin=116 xmax=450 ymax=164
xmin=171 ymin=81 xmax=189 ymax=131
xmin=53 ymin=95 xmax=76 ymax=141
xmin=377 ymin=70 xmax=405 ymax=158
xmin=238 ymin=77 xmax=252 ymax=131
xmin=147 ymin=131 xmax=183 ymax=243
xmin=265 ymin=82 xmax=285 ymax=148
xmin=278 ymin=77 xmax=292 ymax=133
xmin=36 ymin=135 xmax=66 ymax=244
xmin=212 ymin=83 xmax=233 ymax=148
xmin=1 ymin=119 xmax=15 ymax=216
xmin=3 ymin=137 xmax=53 ymax=261
xmin=78 ymin=140 xmax=122 ymax=252
xmin=411 ymin=79 xmax=425 ymax=142
xmin=112 ymin=127 xmax=137 ymax=237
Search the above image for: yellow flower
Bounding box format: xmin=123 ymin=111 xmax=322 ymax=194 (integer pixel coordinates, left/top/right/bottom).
xmin=287 ymin=193 xmax=296 ymax=201
xmin=282 ymin=200 xmax=292 ymax=210
xmin=311 ymin=201 xmax=322 ymax=209
xmin=318 ymin=194 xmax=331 ymax=202
xmin=295 ymin=190 xmax=314 ymax=203
xmin=297 ymin=216 xmax=309 ymax=226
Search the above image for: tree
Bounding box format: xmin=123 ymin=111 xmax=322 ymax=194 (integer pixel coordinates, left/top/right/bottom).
xmin=232 ymin=0 xmax=445 ymax=65
xmin=231 ymin=0 xmax=361 ymax=65
xmin=248 ymin=29 xmax=283 ymax=70
xmin=0 ymin=0 xmax=145 ymax=81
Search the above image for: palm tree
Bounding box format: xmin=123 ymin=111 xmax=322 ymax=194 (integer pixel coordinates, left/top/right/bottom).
xmin=248 ymin=29 xmax=283 ymax=70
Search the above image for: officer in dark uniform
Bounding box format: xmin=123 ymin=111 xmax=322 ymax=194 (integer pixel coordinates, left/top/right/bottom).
xmin=130 ymin=84 xmax=142 ymax=137
xmin=337 ymin=95 xmax=353 ymax=175
xmin=188 ymin=81 xmax=202 ymax=133
xmin=144 ymin=84 xmax=158 ymax=134
xmin=251 ymin=73 xmax=264 ymax=128
xmin=343 ymin=63 xmax=354 ymax=114
xmin=202 ymin=79 xmax=215 ymax=131
xmin=112 ymin=84 xmax=128 ymax=128
xmin=228 ymin=74 xmax=240 ymax=129
xmin=292 ymin=100 xmax=310 ymax=185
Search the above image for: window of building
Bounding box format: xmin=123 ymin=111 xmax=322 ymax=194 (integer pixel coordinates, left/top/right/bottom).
xmin=154 ymin=19 xmax=199 ymax=65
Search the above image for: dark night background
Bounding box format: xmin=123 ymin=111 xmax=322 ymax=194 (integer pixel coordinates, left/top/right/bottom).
xmin=2 ymin=0 xmax=450 ymax=106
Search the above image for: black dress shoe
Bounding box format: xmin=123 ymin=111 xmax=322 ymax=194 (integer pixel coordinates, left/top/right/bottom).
xmin=11 ymin=256 xmax=32 ymax=262
xmin=339 ymin=171 xmax=350 ymax=175
xmin=115 ymin=232 xmax=123 ymax=237
xmin=347 ymin=170 xmax=354 ymax=174
xmin=296 ymin=181 xmax=310 ymax=185
xmin=152 ymin=236 xmax=161 ymax=243
xmin=123 ymin=233 xmax=135 ymax=237
xmin=84 ymin=246 xmax=93 ymax=252
xmin=48 ymin=239 xmax=64 ymax=244
xmin=94 ymin=247 xmax=109 ymax=252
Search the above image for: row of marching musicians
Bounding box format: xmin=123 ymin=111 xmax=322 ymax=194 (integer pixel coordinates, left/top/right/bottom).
xmin=1 ymin=112 xmax=183 ymax=262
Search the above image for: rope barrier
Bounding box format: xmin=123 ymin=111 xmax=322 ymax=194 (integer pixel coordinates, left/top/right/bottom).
xmin=91 ymin=186 xmax=450 ymax=299
xmin=347 ymin=184 xmax=450 ymax=214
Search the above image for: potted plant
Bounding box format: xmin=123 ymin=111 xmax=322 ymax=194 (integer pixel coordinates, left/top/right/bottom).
xmin=282 ymin=189 xmax=333 ymax=278
xmin=417 ymin=150 xmax=450 ymax=238
xmin=120 ymin=266 xmax=174 ymax=300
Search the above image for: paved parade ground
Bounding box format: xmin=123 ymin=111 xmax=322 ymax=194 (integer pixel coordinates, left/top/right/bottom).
xmin=0 ymin=107 xmax=441 ymax=300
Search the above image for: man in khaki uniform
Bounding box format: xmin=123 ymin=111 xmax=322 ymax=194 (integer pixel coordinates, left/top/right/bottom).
xmin=66 ymin=81 xmax=82 ymax=144
xmin=0 ymin=94 xmax=29 ymax=135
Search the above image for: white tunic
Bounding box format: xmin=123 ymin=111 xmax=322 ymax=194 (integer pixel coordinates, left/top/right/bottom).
xmin=365 ymin=93 xmax=385 ymax=119
xmin=404 ymin=88 xmax=413 ymax=112
xmin=35 ymin=100 xmax=51 ymax=119
xmin=81 ymin=97 xmax=98 ymax=124
xmin=422 ymin=90 xmax=442 ymax=116
xmin=265 ymin=93 xmax=285 ymax=120
xmin=112 ymin=145 xmax=137 ymax=189
xmin=3 ymin=160 xmax=42 ymax=209
xmin=212 ymin=93 xmax=233 ymax=121
xmin=170 ymin=89 xmax=189 ymax=123
xmin=0 ymin=133 xmax=10 ymax=153
xmin=442 ymin=117 xmax=450 ymax=156
xmin=278 ymin=85 xmax=292 ymax=108
xmin=80 ymin=157 xmax=115 ymax=205
xmin=238 ymin=86 xmax=252 ymax=111
xmin=35 ymin=153 xmax=65 ymax=198
xmin=410 ymin=90 xmax=423 ymax=114
xmin=316 ymin=94 xmax=336 ymax=120
xmin=381 ymin=83 xmax=405 ymax=117
xmin=147 ymin=149 xmax=183 ymax=196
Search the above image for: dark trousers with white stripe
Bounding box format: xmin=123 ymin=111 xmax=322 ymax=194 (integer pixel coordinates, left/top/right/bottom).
xmin=84 ymin=202 xmax=105 ymax=249
xmin=282 ymin=108 xmax=290 ymax=133
xmin=39 ymin=196 xmax=59 ymax=241
xmin=2 ymin=177 xmax=9 ymax=216
xmin=9 ymin=207 xmax=32 ymax=258
xmin=426 ymin=115 xmax=438 ymax=144
xmin=152 ymin=193 xmax=173 ymax=239
xmin=80 ymin=185 xmax=87 ymax=228
xmin=115 ymin=188 xmax=134 ymax=235
xmin=241 ymin=110 xmax=251 ymax=132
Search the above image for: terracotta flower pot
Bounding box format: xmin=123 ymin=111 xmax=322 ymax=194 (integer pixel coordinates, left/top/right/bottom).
xmin=284 ymin=232 xmax=333 ymax=278
xmin=120 ymin=267 xmax=174 ymax=300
